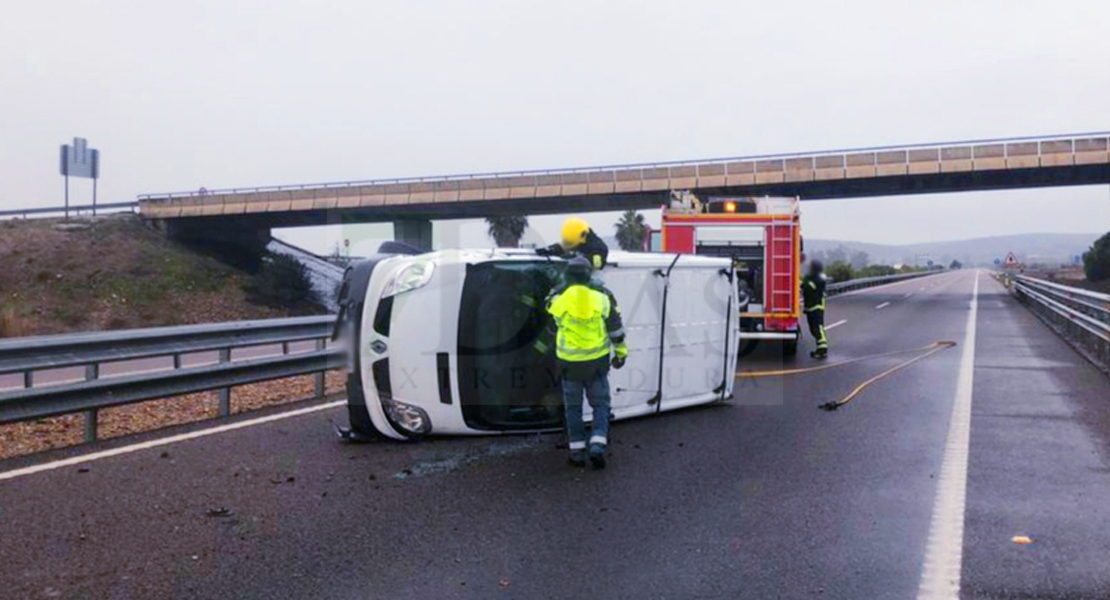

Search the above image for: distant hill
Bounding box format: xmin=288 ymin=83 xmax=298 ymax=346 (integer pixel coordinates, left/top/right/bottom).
xmin=806 ymin=233 xmax=1101 ymax=267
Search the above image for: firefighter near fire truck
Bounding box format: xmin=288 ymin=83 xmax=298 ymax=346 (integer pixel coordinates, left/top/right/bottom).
xmin=535 ymin=217 xmax=610 ymax=270
xmin=802 ymin=259 xmax=829 ymax=359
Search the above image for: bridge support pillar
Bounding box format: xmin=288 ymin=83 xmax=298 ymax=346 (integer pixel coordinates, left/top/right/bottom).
xmin=393 ymin=219 xmax=432 ymax=250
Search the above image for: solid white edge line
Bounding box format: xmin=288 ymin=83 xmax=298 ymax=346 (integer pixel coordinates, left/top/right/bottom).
xmin=876 ymin=301 xmax=891 ymax=310
xmin=916 ymin=270 xmax=978 ymax=600
xmin=826 ymin=319 xmax=848 ymax=330
xmin=0 ymin=400 xmax=347 ymax=482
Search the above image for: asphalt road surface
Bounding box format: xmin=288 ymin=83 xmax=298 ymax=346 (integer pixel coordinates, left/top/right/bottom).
xmin=2 ymin=269 xmax=1110 ymax=600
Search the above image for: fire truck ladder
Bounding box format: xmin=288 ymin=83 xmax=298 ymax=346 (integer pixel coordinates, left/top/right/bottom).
xmin=767 ymin=219 xmax=795 ymax=316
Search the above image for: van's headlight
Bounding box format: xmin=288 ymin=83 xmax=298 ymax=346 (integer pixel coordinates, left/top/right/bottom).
xmin=382 ymin=261 xmax=435 ymax=297
xmin=381 ymin=397 xmax=432 ymax=436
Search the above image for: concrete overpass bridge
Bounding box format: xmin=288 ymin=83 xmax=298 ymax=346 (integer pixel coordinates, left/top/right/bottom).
xmin=139 ymin=131 xmax=1110 ymax=251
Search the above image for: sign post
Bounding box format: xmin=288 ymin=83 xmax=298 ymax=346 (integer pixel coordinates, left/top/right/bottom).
xmin=59 ymin=137 xmax=100 ymax=219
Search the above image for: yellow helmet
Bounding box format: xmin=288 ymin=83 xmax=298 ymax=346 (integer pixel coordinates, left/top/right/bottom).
xmin=560 ymin=217 xmax=590 ymax=250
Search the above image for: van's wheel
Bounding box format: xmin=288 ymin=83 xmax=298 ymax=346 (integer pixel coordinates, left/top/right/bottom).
xmin=783 ymin=338 xmax=799 ymax=357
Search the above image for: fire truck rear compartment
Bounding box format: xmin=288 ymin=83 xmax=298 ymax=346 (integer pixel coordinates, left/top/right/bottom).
xmin=691 ymin=225 xmax=767 ymax=312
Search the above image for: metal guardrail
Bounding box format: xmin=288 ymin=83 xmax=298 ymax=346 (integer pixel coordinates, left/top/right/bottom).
xmin=0 ymin=202 xmax=138 ymax=219
xmin=827 ymin=270 xmax=939 ymax=295
xmin=137 ymin=130 xmax=1110 ymax=200
xmin=1014 ymin=275 xmax=1110 ymax=373
xmin=0 ymin=316 xmax=343 ymax=442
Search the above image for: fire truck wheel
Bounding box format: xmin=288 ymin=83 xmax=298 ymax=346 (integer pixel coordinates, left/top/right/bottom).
xmin=783 ymin=338 xmax=799 ymax=358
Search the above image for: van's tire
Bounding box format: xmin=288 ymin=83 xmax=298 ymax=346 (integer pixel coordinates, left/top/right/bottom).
xmin=783 ymin=338 xmax=799 ymax=358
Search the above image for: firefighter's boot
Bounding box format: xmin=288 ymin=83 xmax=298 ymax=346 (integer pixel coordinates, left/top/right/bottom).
xmin=568 ymin=451 xmax=587 ymax=467
xmin=589 ymin=446 xmax=606 ymax=470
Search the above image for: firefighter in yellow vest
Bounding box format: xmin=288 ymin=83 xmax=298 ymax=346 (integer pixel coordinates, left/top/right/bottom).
xmin=544 ymin=256 xmax=627 ymax=469
xmin=535 ymin=217 xmax=610 ymax=271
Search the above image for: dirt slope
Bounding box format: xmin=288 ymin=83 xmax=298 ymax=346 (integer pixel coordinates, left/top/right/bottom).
xmin=0 ymin=215 xmax=340 ymax=460
xmin=0 ymin=215 xmax=306 ymax=336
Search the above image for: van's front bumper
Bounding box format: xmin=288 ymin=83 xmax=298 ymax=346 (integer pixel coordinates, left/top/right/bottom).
xmin=336 ymin=255 xmax=412 ymax=442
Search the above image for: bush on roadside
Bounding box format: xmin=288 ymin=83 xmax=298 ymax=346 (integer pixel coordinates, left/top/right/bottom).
xmin=857 ymin=264 xmax=896 ymax=278
xmin=825 ymin=261 xmax=854 ymax=283
xmin=244 ymin=254 xmax=320 ymax=309
xmin=1083 ymin=232 xmax=1110 ymax=282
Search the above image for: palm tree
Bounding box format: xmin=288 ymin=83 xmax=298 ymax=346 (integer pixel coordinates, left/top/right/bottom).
xmin=614 ymin=210 xmax=647 ymax=251
xmin=485 ymin=215 xmax=529 ymax=248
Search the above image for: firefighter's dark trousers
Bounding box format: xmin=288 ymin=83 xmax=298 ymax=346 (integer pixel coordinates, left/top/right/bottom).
xmin=806 ymin=309 xmax=828 ymax=354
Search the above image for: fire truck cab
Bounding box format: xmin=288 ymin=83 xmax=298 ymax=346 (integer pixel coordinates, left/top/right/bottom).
xmin=649 ymin=192 xmax=803 ymax=356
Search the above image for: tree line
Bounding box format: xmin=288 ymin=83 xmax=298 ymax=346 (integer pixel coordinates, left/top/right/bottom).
xmin=485 ymin=210 xmax=647 ymax=250
xmin=1084 ymin=232 xmax=1110 ymax=283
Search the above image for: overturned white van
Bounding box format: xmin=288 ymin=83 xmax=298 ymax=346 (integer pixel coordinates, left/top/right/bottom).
xmin=335 ymin=245 xmax=741 ymax=440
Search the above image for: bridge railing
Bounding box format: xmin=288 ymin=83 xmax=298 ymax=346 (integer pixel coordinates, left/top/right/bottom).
xmin=137 ymin=131 xmax=1110 ymax=203
xmin=1014 ymin=275 xmax=1110 ymax=373
xmin=0 ymin=316 xmax=342 ymax=442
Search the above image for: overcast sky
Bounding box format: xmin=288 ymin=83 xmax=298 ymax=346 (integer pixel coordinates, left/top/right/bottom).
xmin=2 ymin=0 xmax=1109 ymax=254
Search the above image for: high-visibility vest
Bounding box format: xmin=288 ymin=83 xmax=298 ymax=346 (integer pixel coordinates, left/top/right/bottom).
xmin=547 ymin=284 xmax=612 ymax=362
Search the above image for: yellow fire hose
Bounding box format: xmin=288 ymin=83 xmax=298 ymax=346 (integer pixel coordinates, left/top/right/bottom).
xmin=735 ymin=341 xmax=958 ymax=411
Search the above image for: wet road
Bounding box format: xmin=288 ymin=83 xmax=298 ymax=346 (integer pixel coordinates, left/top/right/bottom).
xmin=2 ymin=270 xmax=1109 ymax=599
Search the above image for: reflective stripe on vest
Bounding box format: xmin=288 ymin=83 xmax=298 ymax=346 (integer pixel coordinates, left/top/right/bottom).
xmin=549 ymin=285 xmax=611 ymax=363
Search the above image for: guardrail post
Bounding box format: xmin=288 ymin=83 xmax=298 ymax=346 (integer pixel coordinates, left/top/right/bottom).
xmin=218 ymin=348 xmax=231 ymax=416
xmin=23 ymin=370 xmax=33 ymax=388
xmin=173 ymin=353 xmax=182 ymax=369
xmin=84 ymin=364 xmax=99 ymax=443
xmin=314 ymin=339 xmax=326 ymax=398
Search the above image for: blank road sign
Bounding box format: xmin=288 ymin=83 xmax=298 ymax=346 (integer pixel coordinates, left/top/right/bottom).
xmin=59 ymin=137 xmax=100 ymax=179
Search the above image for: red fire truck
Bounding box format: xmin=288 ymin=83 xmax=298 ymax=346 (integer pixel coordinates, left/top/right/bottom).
xmin=648 ymin=192 xmax=803 ymax=356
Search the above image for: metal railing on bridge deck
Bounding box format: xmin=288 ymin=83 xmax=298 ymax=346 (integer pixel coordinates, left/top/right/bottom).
xmin=1013 ymin=275 xmax=1110 ymax=373
xmin=0 ymin=316 xmax=343 ymax=442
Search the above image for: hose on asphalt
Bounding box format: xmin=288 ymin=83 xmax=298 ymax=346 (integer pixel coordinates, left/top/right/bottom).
xmin=734 ymin=341 xmax=958 ymax=411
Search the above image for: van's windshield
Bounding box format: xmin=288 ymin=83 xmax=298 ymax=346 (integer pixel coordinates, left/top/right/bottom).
xmin=457 ymin=261 xmax=564 ymax=430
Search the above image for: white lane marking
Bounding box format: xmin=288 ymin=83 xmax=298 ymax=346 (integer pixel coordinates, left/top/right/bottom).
xmin=904 ymin=292 xmax=915 ymax=299
xmin=916 ymin=270 xmax=978 ymax=600
xmin=0 ymin=400 xmax=346 ymax=482
xmin=826 ymin=319 xmax=848 ymax=330
xmin=876 ymin=302 xmax=891 ymax=310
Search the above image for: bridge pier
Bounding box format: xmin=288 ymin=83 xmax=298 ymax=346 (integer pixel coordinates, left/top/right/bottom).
xmin=393 ymin=219 xmax=432 ymax=250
